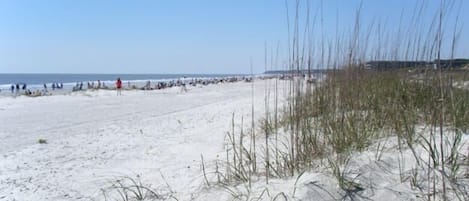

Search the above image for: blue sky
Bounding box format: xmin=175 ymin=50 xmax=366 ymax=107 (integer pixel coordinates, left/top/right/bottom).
xmin=0 ymin=0 xmax=467 ymax=74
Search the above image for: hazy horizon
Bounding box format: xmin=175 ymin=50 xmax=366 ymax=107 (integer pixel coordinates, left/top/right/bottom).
xmin=1 ymin=0 xmax=468 ymax=74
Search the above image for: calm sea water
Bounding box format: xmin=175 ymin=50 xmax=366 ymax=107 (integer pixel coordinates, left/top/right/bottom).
xmin=0 ymin=73 xmax=246 ymax=93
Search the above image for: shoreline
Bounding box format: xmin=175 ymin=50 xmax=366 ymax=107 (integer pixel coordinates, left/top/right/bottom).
xmin=0 ymin=75 xmax=254 ymax=98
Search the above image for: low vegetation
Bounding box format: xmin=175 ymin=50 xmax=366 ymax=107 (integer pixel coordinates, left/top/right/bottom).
xmin=38 ymin=138 xmax=48 ymax=144
xmin=101 ymin=175 xmax=177 ymax=201
xmin=202 ymin=0 xmax=469 ymax=199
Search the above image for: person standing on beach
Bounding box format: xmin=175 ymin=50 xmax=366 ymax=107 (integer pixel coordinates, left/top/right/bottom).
xmin=116 ymin=78 xmax=122 ymax=96
xmin=11 ymin=84 xmax=14 ymax=93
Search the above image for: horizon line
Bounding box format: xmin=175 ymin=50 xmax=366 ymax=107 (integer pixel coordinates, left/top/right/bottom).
xmin=0 ymin=72 xmax=254 ymax=75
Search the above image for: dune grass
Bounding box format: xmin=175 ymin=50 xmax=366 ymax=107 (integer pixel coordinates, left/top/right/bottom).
xmin=204 ymin=0 xmax=469 ymax=200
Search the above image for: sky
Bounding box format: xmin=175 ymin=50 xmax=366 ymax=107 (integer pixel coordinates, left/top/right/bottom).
xmin=0 ymin=0 xmax=468 ymax=74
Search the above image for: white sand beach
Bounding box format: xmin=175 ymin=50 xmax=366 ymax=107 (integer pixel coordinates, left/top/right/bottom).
xmin=1 ymin=78 xmax=468 ymax=201
xmin=0 ymin=80 xmax=286 ymax=200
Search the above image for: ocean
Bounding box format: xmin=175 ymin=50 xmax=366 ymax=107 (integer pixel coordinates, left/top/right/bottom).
xmin=0 ymin=73 xmax=246 ymax=94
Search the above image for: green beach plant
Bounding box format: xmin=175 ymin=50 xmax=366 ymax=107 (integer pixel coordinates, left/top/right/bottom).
xmin=202 ymin=0 xmax=469 ymax=200
xmin=38 ymin=138 xmax=47 ymax=144
xmin=102 ymin=175 xmax=177 ymax=201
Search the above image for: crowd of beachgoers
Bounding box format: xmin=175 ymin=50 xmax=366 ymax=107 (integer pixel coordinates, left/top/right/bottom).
xmin=1 ymin=76 xmax=254 ymax=97
xmin=2 ymin=82 xmax=67 ymax=97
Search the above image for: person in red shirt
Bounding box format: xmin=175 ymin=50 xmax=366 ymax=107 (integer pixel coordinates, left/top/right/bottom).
xmin=116 ymin=77 xmax=122 ymax=96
